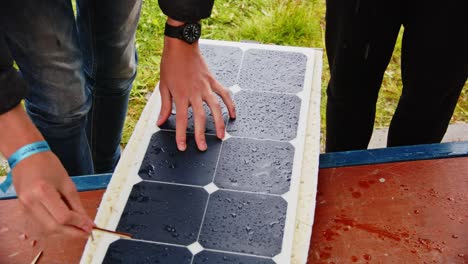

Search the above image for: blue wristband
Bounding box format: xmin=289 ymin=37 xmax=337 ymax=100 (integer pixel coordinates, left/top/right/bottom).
xmin=0 ymin=141 xmax=51 ymax=192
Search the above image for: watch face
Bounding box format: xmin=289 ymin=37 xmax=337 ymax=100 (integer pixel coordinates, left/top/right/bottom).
xmin=182 ymin=23 xmax=201 ymax=44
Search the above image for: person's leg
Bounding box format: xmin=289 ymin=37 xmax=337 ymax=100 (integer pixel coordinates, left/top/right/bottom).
xmin=0 ymin=1 xmax=93 ymax=175
xmin=325 ymin=0 xmax=402 ymax=152
xmin=76 ymin=0 xmax=142 ymax=173
xmin=387 ymin=0 xmax=468 ymax=146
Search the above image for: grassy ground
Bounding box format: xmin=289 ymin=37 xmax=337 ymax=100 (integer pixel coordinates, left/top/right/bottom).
xmin=1 ymin=0 xmax=465 ymax=174
xmin=0 ymin=155 xmax=6 ymax=176
xmin=124 ymin=0 xmax=467 ymax=145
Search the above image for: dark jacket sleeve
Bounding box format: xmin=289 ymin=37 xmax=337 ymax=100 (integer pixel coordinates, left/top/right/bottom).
xmin=0 ymin=36 xmax=28 ymax=115
xmin=158 ymin=0 xmax=215 ymax=22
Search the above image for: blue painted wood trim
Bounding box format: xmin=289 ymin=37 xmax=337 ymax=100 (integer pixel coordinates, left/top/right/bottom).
xmin=2 ymin=142 xmax=467 ymax=199
xmin=0 ymin=173 xmax=112 ymax=200
xmin=73 ymin=173 xmax=112 ymax=192
xmin=319 ymin=141 xmax=468 ymax=169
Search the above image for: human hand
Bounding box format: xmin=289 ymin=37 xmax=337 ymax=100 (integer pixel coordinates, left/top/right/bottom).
xmin=12 ymin=151 xmax=94 ymax=239
xmin=157 ymin=20 xmax=236 ymax=151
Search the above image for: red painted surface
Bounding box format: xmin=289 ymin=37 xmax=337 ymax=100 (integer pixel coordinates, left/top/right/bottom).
xmin=1 ymin=157 xmax=467 ymax=263
xmin=0 ymin=190 xmax=104 ymax=264
xmin=308 ymin=157 xmax=468 ymax=263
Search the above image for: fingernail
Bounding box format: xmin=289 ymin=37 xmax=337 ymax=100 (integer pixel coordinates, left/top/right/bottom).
xmin=178 ymin=141 xmax=187 ymax=151
xmin=199 ymin=141 xmax=207 ymax=151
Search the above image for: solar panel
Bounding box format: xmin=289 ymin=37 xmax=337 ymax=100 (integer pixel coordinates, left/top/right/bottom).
xmin=81 ymin=40 xmax=322 ymax=264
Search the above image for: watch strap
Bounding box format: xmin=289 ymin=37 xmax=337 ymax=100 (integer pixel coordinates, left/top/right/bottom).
xmin=164 ymin=23 xmax=183 ymax=40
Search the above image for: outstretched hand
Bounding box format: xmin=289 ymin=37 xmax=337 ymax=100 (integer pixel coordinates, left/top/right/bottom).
xmin=157 ymin=24 xmax=236 ymax=151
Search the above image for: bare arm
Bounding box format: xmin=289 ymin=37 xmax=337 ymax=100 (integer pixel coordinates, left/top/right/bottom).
xmin=0 ymin=104 xmax=94 ymax=238
xmin=157 ymin=18 xmax=236 ymax=151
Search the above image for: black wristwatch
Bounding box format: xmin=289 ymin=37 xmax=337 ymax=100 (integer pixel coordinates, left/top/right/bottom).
xmin=164 ymin=22 xmax=201 ymax=44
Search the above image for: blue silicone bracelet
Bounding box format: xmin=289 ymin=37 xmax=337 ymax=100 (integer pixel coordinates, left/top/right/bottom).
xmin=0 ymin=141 xmax=51 ymax=192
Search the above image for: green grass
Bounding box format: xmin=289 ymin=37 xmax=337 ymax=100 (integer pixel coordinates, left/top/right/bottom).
xmin=0 ymin=156 xmax=7 ymax=176
xmin=0 ymin=166 xmax=6 ymax=176
xmin=125 ymin=0 xmax=467 ymax=145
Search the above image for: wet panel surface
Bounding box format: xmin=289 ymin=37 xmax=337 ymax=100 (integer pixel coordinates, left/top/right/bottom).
xmin=103 ymin=240 xmax=192 ymax=264
xmin=200 ymin=44 xmax=243 ymax=88
xmin=199 ymin=190 xmax=287 ymax=257
xmin=138 ymin=131 xmax=222 ymax=186
xmin=116 ymin=182 xmax=208 ymax=245
xmin=93 ymin=41 xmax=319 ymax=264
xmin=226 ymin=91 xmax=301 ymax=141
xmin=214 ymin=138 xmax=294 ymax=194
xmin=193 ymin=250 xmax=275 ymax=264
xmin=238 ymin=49 xmax=307 ymax=94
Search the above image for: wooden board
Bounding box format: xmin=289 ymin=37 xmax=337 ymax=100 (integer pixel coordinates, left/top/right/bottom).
xmin=0 ymin=190 xmax=105 ymax=264
xmin=308 ymin=157 xmax=468 ymax=263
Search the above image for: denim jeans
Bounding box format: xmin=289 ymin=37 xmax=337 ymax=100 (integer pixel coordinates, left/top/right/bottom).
xmin=0 ymin=0 xmax=142 ymax=175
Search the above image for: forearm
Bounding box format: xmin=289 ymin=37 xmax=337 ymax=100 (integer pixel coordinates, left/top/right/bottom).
xmin=0 ymin=104 xmax=44 ymax=158
xmin=158 ymin=9 xmax=236 ymax=151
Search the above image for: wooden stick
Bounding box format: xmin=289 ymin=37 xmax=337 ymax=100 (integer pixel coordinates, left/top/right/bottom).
xmin=92 ymin=227 xmax=132 ymax=239
xmin=30 ymin=251 xmax=42 ymax=264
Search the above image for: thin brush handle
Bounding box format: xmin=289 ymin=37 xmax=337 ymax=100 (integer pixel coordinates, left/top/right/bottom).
xmin=30 ymin=251 xmax=42 ymax=264
xmin=93 ymin=227 xmax=132 ymax=239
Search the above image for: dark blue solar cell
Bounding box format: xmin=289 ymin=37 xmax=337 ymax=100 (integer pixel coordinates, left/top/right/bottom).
xmin=214 ymin=138 xmax=294 ymax=194
xmin=226 ymin=91 xmax=301 ymax=141
xmin=193 ymin=250 xmax=275 ymax=264
xmin=199 ymin=190 xmax=287 ymax=257
xmin=200 ymin=44 xmax=243 ymax=88
xmin=138 ymin=131 xmax=222 ymax=186
xmin=238 ymin=49 xmax=307 ymax=94
xmin=103 ymin=239 xmax=192 ymax=264
xmin=116 ymin=181 xmax=208 ymax=245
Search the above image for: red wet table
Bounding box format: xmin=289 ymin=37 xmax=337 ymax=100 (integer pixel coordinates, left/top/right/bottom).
xmin=0 ymin=190 xmax=105 ymax=264
xmin=0 ymin=156 xmax=467 ymax=263
xmin=308 ymin=156 xmax=468 ymax=263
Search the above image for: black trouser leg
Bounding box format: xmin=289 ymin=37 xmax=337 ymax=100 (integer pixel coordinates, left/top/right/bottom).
xmin=387 ymin=0 xmax=468 ymax=146
xmin=325 ymin=0 xmax=402 ymax=152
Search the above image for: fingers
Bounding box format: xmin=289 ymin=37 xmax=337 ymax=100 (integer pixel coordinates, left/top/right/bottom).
xmin=157 ymin=83 xmax=173 ymax=126
xmin=211 ymin=79 xmax=236 ymax=120
xmin=192 ymin=99 xmax=207 ymax=151
xmin=37 ymin=183 xmax=94 ymax=233
xmin=205 ymin=94 xmax=225 ymax=140
xmin=60 ymin=180 xmax=87 ymax=215
xmin=20 ymin=194 xmax=88 ymax=239
xmin=60 ymin=180 xmax=95 ymax=228
xmin=175 ymin=101 xmax=189 ymax=151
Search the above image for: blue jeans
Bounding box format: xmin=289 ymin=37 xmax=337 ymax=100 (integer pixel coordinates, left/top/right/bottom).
xmin=0 ymin=0 xmax=142 ymax=175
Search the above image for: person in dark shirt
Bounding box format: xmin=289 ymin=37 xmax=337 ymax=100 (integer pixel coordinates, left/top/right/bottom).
xmin=325 ymin=0 xmax=467 ymax=152
xmin=0 ymin=0 xmax=234 ymax=238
